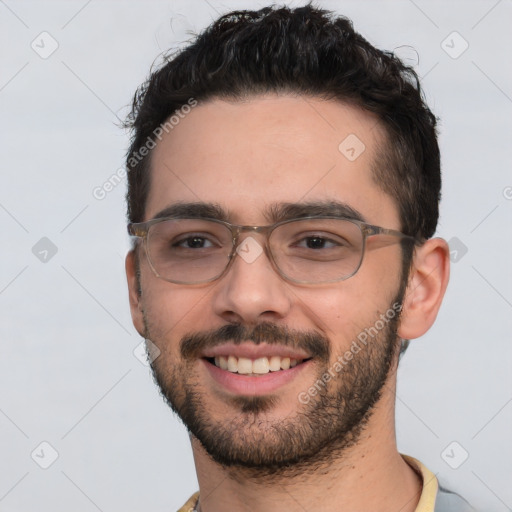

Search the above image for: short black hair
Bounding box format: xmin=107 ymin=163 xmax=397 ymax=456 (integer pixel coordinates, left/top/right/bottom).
xmin=124 ymin=3 xmax=440 ymax=241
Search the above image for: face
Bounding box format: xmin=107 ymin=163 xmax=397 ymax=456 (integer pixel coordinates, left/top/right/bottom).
xmin=129 ymin=95 xmax=408 ymax=473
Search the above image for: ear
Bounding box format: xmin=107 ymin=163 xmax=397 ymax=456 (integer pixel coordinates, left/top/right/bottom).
xmin=398 ymin=238 xmax=450 ymax=340
xmin=125 ymin=249 xmax=145 ymax=337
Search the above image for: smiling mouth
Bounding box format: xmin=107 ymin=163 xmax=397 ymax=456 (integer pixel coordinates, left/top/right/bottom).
xmin=204 ymin=355 xmax=312 ymax=376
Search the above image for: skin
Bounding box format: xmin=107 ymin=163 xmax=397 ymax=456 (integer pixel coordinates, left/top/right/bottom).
xmin=126 ymin=94 xmax=450 ymax=511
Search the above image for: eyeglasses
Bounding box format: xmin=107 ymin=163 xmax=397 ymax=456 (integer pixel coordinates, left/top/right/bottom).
xmin=128 ymin=216 xmax=417 ymax=285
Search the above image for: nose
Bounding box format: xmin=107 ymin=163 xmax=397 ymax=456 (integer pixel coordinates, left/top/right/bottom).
xmin=211 ymin=234 xmax=293 ymax=325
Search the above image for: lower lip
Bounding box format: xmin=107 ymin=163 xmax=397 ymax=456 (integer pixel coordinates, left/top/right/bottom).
xmin=202 ymin=359 xmax=312 ymax=396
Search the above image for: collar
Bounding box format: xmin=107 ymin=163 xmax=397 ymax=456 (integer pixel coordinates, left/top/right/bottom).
xmin=178 ymin=456 xmax=439 ymax=512
xmin=401 ymin=454 xmax=439 ymax=511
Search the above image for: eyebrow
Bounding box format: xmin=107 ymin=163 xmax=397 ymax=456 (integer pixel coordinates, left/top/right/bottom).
xmin=266 ymin=201 xmax=366 ymax=223
xmin=152 ymin=202 xmax=229 ymax=221
xmin=151 ymin=200 xmax=366 ymax=224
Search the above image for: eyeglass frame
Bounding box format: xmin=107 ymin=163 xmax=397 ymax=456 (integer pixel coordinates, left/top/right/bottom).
xmin=127 ymin=215 xmax=419 ymax=285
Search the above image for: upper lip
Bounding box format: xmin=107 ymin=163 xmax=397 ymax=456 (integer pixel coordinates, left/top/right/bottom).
xmin=201 ymin=342 xmax=311 ymax=360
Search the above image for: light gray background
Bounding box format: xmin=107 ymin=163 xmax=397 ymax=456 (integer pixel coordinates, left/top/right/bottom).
xmin=1 ymin=0 xmax=511 ymax=510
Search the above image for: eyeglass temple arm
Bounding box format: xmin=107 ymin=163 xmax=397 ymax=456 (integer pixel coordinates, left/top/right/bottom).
xmin=127 ymin=223 xmax=146 ymax=237
xmin=363 ymin=224 xmax=419 ymax=242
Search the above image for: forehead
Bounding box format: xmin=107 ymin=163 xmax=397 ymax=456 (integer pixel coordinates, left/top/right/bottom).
xmin=147 ymin=94 xmax=399 ymax=227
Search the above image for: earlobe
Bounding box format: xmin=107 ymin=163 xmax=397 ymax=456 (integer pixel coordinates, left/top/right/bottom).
xmin=125 ymin=250 xmax=145 ymax=337
xmin=398 ymin=238 xmax=450 ymax=340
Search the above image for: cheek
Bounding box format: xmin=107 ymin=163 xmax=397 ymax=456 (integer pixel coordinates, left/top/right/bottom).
xmin=140 ymin=276 xmax=218 ymax=346
xmin=292 ymin=286 xmax=365 ymax=338
xmin=292 ymin=274 xmax=399 ymax=346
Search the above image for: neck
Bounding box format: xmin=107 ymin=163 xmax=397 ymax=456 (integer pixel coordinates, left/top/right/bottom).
xmin=191 ymin=377 xmax=422 ymax=512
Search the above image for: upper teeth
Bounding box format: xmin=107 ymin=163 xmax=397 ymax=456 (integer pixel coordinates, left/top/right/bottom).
xmin=213 ymin=355 xmax=301 ymax=374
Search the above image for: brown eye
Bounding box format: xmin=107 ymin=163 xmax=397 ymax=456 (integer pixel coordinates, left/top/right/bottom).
xmin=174 ymin=236 xmax=214 ymax=249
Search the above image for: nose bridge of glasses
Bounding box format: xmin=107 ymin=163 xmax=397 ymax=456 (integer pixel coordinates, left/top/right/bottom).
xmin=229 ymin=225 xmax=274 ymax=263
xmin=232 ymin=224 xmax=271 ymax=242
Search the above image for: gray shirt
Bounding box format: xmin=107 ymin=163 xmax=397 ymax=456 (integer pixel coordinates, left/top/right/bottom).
xmin=435 ymin=485 xmax=475 ymax=511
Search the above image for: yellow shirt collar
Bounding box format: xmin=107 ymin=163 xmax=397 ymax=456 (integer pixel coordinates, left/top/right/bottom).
xmin=178 ymin=491 xmax=199 ymax=512
xmin=177 ymin=456 xmax=439 ymax=511
xmin=402 ymin=454 xmax=439 ymax=512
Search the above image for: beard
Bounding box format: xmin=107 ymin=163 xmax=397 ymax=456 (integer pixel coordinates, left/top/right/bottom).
xmin=143 ymin=292 xmax=404 ymax=479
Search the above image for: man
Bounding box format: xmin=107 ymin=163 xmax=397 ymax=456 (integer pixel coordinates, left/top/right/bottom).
xmin=124 ymin=4 xmax=474 ymax=511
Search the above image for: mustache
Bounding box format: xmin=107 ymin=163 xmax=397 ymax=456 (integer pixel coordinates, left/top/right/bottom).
xmin=180 ymin=322 xmax=330 ymax=361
